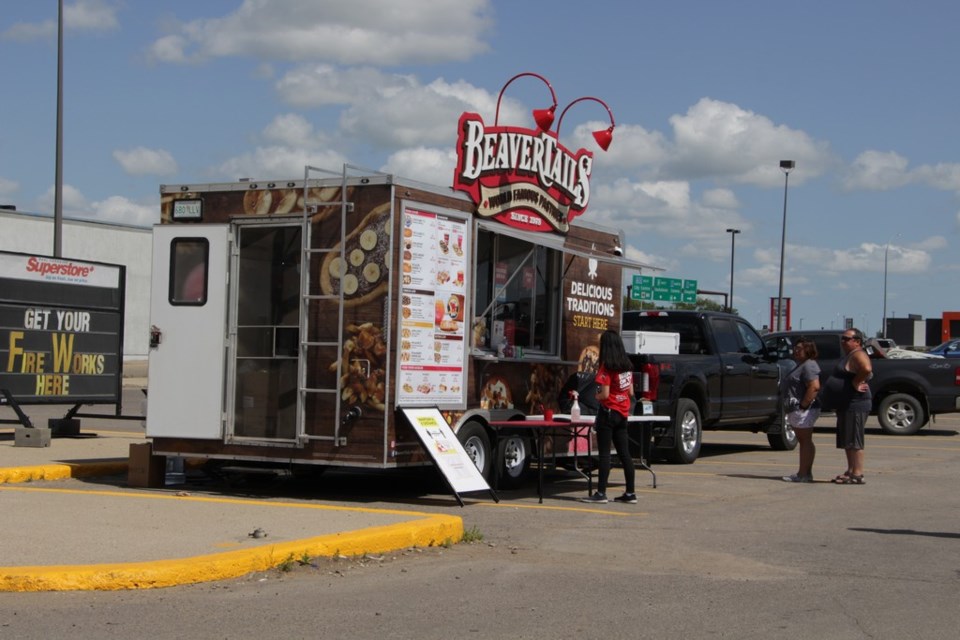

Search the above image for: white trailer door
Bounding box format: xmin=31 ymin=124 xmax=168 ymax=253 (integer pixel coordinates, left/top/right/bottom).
xmin=146 ymin=225 xmax=229 ymax=439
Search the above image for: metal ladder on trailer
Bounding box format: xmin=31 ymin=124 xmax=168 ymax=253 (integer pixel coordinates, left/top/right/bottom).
xmin=296 ymin=164 xmax=390 ymax=447
xmin=297 ymin=164 xmax=352 ymax=446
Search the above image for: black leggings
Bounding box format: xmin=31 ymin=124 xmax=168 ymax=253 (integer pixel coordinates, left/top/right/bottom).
xmin=596 ymin=408 xmax=635 ymax=495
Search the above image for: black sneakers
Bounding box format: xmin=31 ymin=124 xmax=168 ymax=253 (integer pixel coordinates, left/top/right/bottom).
xmin=580 ymin=492 xmax=608 ymax=504
xmin=580 ymin=492 xmax=637 ymax=504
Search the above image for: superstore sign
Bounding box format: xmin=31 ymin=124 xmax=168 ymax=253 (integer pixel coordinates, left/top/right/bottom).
xmin=453 ymin=112 xmax=594 ymax=234
xmin=0 ymin=251 xmax=125 ymax=404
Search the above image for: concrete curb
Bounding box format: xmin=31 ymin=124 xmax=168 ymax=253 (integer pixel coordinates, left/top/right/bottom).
xmin=0 ymin=513 xmax=463 ymax=592
xmin=0 ymin=461 xmax=128 ymax=485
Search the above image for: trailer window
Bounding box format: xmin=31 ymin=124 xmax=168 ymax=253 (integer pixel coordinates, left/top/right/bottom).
xmin=169 ymin=238 xmax=209 ymax=305
xmin=474 ymin=229 xmax=560 ymax=354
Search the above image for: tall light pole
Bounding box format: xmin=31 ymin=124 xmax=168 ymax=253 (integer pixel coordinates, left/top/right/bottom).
xmin=54 ymin=0 xmax=64 ymax=257
xmin=725 ymin=228 xmax=740 ymax=313
xmin=776 ymin=160 xmax=795 ymax=331
xmin=882 ymin=234 xmax=900 ymax=339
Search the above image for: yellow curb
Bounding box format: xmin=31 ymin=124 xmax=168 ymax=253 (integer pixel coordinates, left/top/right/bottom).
xmin=0 ymin=511 xmax=462 ymax=592
xmin=0 ymin=461 xmax=128 ymax=484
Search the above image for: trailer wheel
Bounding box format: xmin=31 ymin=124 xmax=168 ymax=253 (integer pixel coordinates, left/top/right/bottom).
xmin=878 ymin=393 xmax=925 ymax=435
xmin=458 ymin=421 xmax=493 ymax=479
xmin=497 ymin=434 xmax=531 ymax=489
xmin=667 ymin=398 xmax=702 ymax=464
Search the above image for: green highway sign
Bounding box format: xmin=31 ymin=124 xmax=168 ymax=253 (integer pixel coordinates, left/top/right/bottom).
xmin=631 ymin=275 xmax=697 ymax=303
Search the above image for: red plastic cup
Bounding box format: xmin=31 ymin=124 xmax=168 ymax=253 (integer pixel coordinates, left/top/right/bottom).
xmin=544 ymin=409 xmax=554 ymax=421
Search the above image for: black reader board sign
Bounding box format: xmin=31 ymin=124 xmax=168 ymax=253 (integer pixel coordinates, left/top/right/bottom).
xmin=0 ymin=251 xmax=125 ymax=405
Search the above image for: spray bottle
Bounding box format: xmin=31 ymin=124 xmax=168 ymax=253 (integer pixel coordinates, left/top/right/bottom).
xmin=570 ymin=390 xmax=581 ymax=421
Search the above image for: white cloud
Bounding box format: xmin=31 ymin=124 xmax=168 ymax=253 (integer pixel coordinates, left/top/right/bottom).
xmin=701 ymin=188 xmax=740 ymax=210
xmin=666 ymin=98 xmax=832 ymax=186
xmin=276 ymin=65 xmax=398 ymax=108
xmin=261 ymin=114 xmax=325 ymax=148
xmin=1 ymin=0 xmax=119 ymax=41
xmin=276 ymin=69 xmax=503 ymax=149
xmin=843 ymin=151 xmax=960 ymax=192
xmin=0 ymin=177 xmax=19 ymax=198
xmin=36 ymin=184 xmax=160 ymax=227
xmin=757 ymin=241 xmax=933 ymax=280
xmin=587 ymin=123 xmax=670 ymax=174
xmin=341 ymin=77 xmax=487 ymax=148
xmin=113 ymin=147 xmax=178 ymax=176
xmin=88 ymin=195 xmax=158 ymax=227
xmin=911 ymin=163 xmax=960 ymax=191
xmin=37 ymin=184 xmax=88 ymax=213
xmin=216 ymin=146 xmax=347 ymax=182
xmin=146 ymin=0 xmax=492 ymax=65
xmin=148 ymin=35 xmax=189 ymax=64
xmin=912 ymin=236 xmax=947 ymax=251
xmin=843 ymin=150 xmax=911 ymax=190
xmin=380 ymin=147 xmax=457 ymax=185
xmin=213 ymin=114 xmax=345 ymax=180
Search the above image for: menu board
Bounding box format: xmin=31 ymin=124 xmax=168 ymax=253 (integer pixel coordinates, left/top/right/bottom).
xmin=396 ymin=206 xmax=469 ymax=407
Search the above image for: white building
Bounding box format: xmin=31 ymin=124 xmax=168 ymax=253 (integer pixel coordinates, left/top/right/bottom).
xmin=0 ymin=209 xmax=152 ymax=358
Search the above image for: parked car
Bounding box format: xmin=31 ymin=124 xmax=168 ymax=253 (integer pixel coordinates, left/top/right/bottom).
xmin=927 ymin=338 xmax=960 ymax=358
xmin=764 ymin=330 xmax=960 ymax=435
xmin=874 ymin=338 xmax=897 ymax=350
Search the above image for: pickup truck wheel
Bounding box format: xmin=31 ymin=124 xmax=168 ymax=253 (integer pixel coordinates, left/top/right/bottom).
xmin=668 ymin=398 xmax=702 ymax=464
xmin=458 ymin=422 xmax=493 ymax=479
xmin=496 ymin=435 xmax=531 ymax=489
xmin=878 ymin=393 xmax=925 ymax=435
xmin=767 ymin=411 xmax=798 ymax=451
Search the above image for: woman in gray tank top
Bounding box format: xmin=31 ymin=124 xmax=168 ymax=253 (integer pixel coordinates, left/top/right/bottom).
xmin=780 ymin=338 xmax=821 ymax=483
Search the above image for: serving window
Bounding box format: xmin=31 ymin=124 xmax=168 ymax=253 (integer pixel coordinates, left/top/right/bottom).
xmin=474 ymin=228 xmax=561 ymax=355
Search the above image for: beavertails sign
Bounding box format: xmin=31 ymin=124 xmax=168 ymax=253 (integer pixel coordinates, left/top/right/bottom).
xmin=452 ymin=112 xmax=596 ymax=234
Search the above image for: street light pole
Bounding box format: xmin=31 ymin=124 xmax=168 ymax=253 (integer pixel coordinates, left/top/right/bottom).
xmin=776 ymin=160 xmax=795 ymax=331
xmin=725 ymin=228 xmax=740 ymax=313
xmin=882 ymin=234 xmax=899 ymax=339
xmin=54 ymin=0 xmax=64 ymax=257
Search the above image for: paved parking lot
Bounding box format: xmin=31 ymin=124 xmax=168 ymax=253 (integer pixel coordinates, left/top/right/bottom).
xmin=2 ymin=414 xmax=958 ymax=638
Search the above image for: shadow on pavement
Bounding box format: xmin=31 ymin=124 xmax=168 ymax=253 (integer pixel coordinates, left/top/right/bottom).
xmin=68 ymin=464 xmax=526 ymax=508
xmin=849 ymin=527 xmax=960 ymax=540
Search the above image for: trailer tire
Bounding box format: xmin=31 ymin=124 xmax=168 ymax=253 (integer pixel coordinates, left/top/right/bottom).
xmin=877 ymin=393 xmax=925 ymax=435
xmin=497 ymin=434 xmax=532 ymax=489
xmin=666 ymin=398 xmax=702 ymax=464
xmin=458 ymin=421 xmax=493 ymax=479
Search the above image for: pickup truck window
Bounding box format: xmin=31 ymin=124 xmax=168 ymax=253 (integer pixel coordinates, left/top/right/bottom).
xmin=710 ymin=318 xmax=741 ymax=353
xmin=736 ymin=321 xmax=765 ymax=356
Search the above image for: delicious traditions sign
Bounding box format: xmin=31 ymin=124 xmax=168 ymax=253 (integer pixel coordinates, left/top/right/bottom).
xmin=452 ymin=112 xmax=596 ymax=234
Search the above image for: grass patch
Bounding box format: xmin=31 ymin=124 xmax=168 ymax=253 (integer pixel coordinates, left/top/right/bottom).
xmin=462 ymin=525 xmax=484 ymax=543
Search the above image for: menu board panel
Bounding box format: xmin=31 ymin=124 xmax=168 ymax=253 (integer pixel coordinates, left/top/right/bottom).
xmin=396 ymin=205 xmax=470 ymax=407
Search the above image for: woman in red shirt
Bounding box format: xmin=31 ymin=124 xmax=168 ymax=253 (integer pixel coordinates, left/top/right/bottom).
xmin=581 ymin=330 xmax=636 ymax=504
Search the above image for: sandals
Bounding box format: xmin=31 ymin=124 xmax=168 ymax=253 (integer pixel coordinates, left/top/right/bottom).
xmin=832 ymin=473 xmax=865 ymax=485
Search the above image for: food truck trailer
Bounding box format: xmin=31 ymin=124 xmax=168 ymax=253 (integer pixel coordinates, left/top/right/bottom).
xmin=146 ymin=101 xmax=657 ymax=487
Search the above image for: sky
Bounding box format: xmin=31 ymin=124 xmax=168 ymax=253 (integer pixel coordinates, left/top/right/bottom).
xmin=2 ymin=0 xmax=959 ymax=335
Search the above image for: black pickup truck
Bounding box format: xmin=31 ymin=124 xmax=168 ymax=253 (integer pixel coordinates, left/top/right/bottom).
xmin=623 ymin=310 xmax=793 ymax=464
xmin=764 ymin=330 xmax=960 ymax=435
